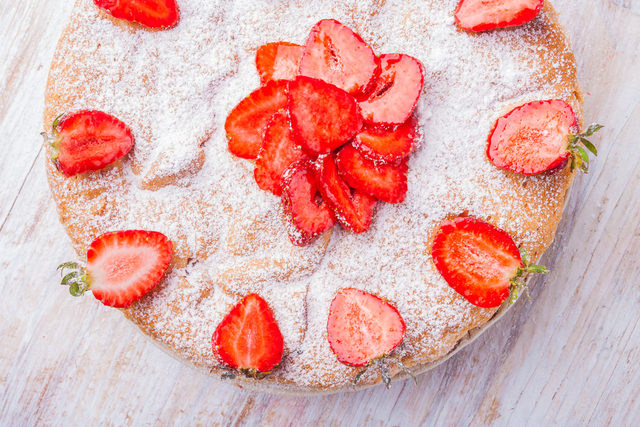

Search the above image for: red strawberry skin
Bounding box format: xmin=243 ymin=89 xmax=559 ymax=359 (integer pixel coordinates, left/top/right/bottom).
xmin=212 ymin=293 xmax=284 ymax=375
xmin=47 ymin=110 xmax=134 ymax=177
xmin=299 ymin=19 xmax=380 ymax=97
xmin=336 ymin=144 xmax=408 ymax=204
xmin=314 ymin=154 xmax=377 ymax=233
xmin=281 ymin=160 xmax=336 ymax=246
xmin=225 ymin=79 xmax=288 ymax=159
xmin=431 ymin=217 xmax=523 ymax=308
xmin=87 ymin=230 xmax=173 ymax=308
xmin=288 ymin=76 xmax=362 ymax=156
xmin=487 ymin=100 xmax=578 ymax=175
xmin=455 ymin=0 xmax=544 ymax=32
xmin=358 ymin=54 xmax=424 ymax=126
xmin=354 ymin=115 xmax=420 ymax=163
xmin=93 ymin=0 xmax=179 ymax=28
xmin=256 ymin=42 xmax=304 ymax=85
xmin=327 ymin=288 xmax=405 ymax=367
xmin=254 ymin=111 xmax=309 ymax=196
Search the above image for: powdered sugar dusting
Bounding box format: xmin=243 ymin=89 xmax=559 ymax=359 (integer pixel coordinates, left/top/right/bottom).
xmin=45 ymin=0 xmax=581 ymax=391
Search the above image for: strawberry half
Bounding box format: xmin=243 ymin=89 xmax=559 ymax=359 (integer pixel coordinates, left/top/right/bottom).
xmin=225 ymin=79 xmax=289 ymax=159
xmin=254 ymin=111 xmax=309 ymax=196
xmin=336 ymin=144 xmax=408 ymax=204
xmin=57 ymin=230 xmax=173 ymax=308
xmin=327 ymin=288 xmax=414 ymax=388
xmin=256 ymin=42 xmax=305 ymax=85
xmin=43 ymin=110 xmax=134 ymax=177
xmin=281 ymin=160 xmax=336 ymax=246
xmin=288 ymin=76 xmax=362 ymax=156
xmin=358 ymin=54 xmax=424 ymax=126
xmin=431 ymin=217 xmax=549 ymax=308
xmin=487 ymin=100 xmax=601 ymax=175
xmin=212 ymin=293 xmax=284 ymax=379
xmin=454 ymin=0 xmax=544 ymax=32
xmin=314 ymin=154 xmax=377 ymax=234
xmin=299 ymin=19 xmax=380 ymax=97
xmin=354 ymin=115 xmax=420 ymax=163
xmin=93 ymin=0 xmax=179 ymax=28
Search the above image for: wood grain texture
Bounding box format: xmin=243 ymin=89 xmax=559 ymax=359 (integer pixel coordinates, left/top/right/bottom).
xmin=1 ymin=0 xmax=639 ymax=425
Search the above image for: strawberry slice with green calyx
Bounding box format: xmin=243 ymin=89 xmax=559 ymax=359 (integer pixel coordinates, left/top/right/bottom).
xmin=212 ymin=293 xmax=284 ymax=380
xmin=454 ymin=0 xmax=543 ymax=32
xmin=336 ymin=144 xmax=408 ymax=204
xmin=93 ymin=0 xmax=179 ymax=28
xmin=487 ymin=99 xmax=602 ymax=175
xmin=431 ymin=217 xmax=549 ymax=308
xmin=314 ymin=154 xmax=377 ymax=234
xmin=354 ymin=115 xmax=420 ymax=163
xmin=358 ymin=54 xmax=424 ymax=126
xmin=225 ymin=79 xmax=289 ymax=159
xmin=256 ymin=42 xmax=305 ymax=85
xmin=42 ymin=110 xmax=134 ymax=178
xmin=281 ymin=160 xmax=336 ymax=246
xmin=254 ymin=111 xmax=310 ymax=196
xmin=57 ymin=230 xmax=173 ymax=308
xmin=327 ymin=288 xmax=416 ymax=389
xmin=288 ymin=76 xmax=362 ymax=156
xmin=299 ymin=19 xmax=380 ymax=97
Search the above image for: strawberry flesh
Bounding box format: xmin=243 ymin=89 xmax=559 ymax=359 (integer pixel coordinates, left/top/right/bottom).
xmin=455 ymin=0 xmax=544 ymax=32
xmin=431 ymin=217 xmax=523 ymax=308
xmin=336 ymin=144 xmax=408 ymax=204
xmin=358 ymin=54 xmax=424 ymax=126
xmin=327 ymin=288 xmax=406 ymax=367
xmin=487 ymin=99 xmax=578 ymax=175
xmin=256 ymin=42 xmax=305 ymax=85
xmin=314 ymin=154 xmax=377 ymax=233
xmin=354 ymin=115 xmax=420 ymax=163
xmin=299 ymin=19 xmax=380 ymax=97
xmin=288 ymin=76 xmax=362 ymax=156
xmin=281 ymin=160 xmax=336 ymax=246
xmin=86 ymin=230 xmax=173 ymax=308
xmin=254 ymin=111 xmax=309 ymax=196
xmin=49 ymin=110 xmax=134 ymax=177
xmin=225 ymin=79 xmax=288 ymax=159
xmin=212 ymin=293 xmax=284 ymax=375
xmin=93 ymin=0 xmax=179 ymax=28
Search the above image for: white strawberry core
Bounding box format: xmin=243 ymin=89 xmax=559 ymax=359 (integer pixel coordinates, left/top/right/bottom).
xmin=89 ymin=245 xmax=161 ymax=292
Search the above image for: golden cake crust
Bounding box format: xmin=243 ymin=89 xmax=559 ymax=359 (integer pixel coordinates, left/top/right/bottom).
xmin=45 ymin=0 xmax=582 ymax=394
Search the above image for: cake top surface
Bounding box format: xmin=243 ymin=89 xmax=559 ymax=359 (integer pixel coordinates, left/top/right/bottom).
xmin=45 ymin=0 xmax=580 ymax=392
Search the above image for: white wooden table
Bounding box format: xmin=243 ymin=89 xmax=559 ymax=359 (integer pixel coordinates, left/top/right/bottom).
xmin=2 ymin=1 xmax=639 ymax=425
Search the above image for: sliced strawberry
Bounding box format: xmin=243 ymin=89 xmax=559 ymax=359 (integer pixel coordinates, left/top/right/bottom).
xmin=354 ymin=116 xmax=420 ymax=163
xmin=358 ymin=54 xmax=424 ymax=126
xmin=57 ymin=230 xmax=173 ymax=308
xmin=43 ymin=110 xmax=134 ymax=177
xmin=314 ymin=154 xmax=377 ymax=233
xmin=256 ymin=42 xmax=305 ymax=85
xmin=288 ymin=76 xmax=362 ymax=156
xmin=336 ymin=144 xmax=408 ymax=204
xmin=455 ymin=0 xmax=544 ymax=32
xmin=432 ymin=217 xmax=549 ymax=308
xmin=93 ymin=0 xmax=179 ymax=28
xmin=299 ymin=19 xmax=380 ymax=97
xmin=254 ymin=111 xmax=309 ymax=196
xmin=225 ymin=80 xmax=288 ymax=159
xmin=212 ymin=293 xmax=284 ymax=378
xmin=327 ymin=288 xmax=405 ymax=367
xmin=487 ymin=99 xmax=600 ymax=175
xmin=281 ymin=160 xmax=336 ymax=246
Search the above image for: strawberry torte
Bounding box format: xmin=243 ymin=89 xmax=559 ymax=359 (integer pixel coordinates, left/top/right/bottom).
xmin=44 ymin=0 xmax=585 ymax=394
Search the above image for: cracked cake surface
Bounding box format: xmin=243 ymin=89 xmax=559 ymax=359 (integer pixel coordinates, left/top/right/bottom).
xmin=44 ymin=0 xmax=582 ymax=393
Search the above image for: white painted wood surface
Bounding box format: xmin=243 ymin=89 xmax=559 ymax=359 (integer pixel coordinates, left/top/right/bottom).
xmin=1 ymin=0 xmax=639 ymax=425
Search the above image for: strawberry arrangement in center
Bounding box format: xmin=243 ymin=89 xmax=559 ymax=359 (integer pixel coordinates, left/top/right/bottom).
xmin=225 ymin=19 xmax=424 ymax=246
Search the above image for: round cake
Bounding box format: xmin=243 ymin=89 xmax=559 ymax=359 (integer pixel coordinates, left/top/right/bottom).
xmin=44 ymin=0 xmax=583 ymax=394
